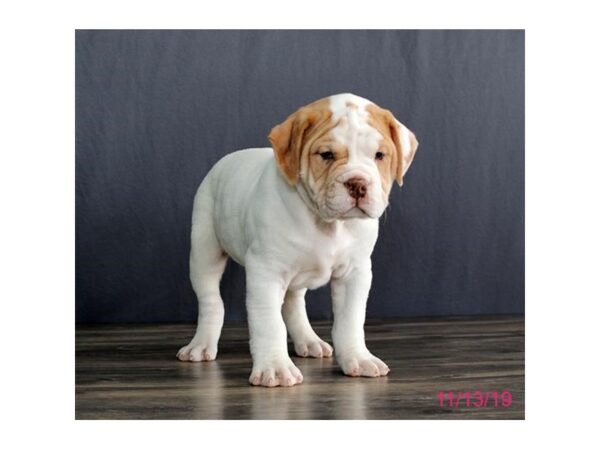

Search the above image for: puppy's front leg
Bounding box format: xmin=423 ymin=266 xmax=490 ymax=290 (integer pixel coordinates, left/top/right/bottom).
xmin=331 ymin=263 xmax=390 ymax=378
xmin=246 ymin=266 xmax=303 ymax=387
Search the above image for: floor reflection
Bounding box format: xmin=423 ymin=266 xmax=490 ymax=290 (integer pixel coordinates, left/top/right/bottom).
xmin=178 ymin=361 xmax=225 ymax=419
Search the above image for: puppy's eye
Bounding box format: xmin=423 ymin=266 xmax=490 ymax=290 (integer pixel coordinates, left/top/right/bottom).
xmin=319 ymin=151 xmax=335 ymax=161
xmin=375 ymin=151 xmax=385 ymax=161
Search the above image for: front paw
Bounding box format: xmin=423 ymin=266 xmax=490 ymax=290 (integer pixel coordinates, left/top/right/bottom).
xmin=338 ymin=352 xmax=390 ymax=378
xmin=293 ymin=337 xmax=333 ymax=358
xmin=177 ymin=341 xmax=217 ymax=362
xmin=249 ymin=357 xmax=304 ymax=387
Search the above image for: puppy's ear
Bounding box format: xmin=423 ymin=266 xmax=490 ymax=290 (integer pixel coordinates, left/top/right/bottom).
xmin=388 ymin=114 xmax=419 ymax=186
xmin=268 ymin=108 xmax=314 ymax=185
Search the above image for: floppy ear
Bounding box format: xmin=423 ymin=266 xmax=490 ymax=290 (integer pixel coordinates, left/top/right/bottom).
xmin=387 ymin=113 xmax=419 ymax=186
xmin=268 ymin=108 xmax=314 ymax=185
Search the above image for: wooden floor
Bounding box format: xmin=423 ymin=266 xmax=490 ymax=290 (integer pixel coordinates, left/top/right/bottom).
xmin=76 ymin=316 xmax=524 ymax=420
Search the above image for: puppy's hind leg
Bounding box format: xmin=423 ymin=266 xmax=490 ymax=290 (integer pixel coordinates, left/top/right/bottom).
xmin=282 ymin=289 xmax=333 ymax=358
xmin=177 ymin=191 xmax=228 ymax=362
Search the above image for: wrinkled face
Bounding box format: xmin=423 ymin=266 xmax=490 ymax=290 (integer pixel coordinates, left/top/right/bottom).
xmin=269 ymin=93 xmax=418 ymax=221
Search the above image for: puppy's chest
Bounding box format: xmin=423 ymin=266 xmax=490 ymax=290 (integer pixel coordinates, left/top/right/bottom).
xmin=287 ymin=233 xmax=355 ymax=291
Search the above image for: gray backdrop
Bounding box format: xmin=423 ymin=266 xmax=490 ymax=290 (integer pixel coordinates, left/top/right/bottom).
xmin=76 ymin=30 xmax=524 ymax=323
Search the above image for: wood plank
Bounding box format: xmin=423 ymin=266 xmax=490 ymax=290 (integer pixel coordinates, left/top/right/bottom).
xmin=76 ymin=316 xmax=524 ymax=419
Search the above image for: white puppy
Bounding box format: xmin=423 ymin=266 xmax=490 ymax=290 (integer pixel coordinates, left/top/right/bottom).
xmin=177 ymin=93 xmax=418 ymax=387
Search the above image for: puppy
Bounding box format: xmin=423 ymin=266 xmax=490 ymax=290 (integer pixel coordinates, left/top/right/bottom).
xmin=177 ymin=93 xmax=418 ymax=387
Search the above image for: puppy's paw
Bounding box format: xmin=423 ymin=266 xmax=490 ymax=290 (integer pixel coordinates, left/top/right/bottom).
xmin=294 ymin=337 xmax=333 ymax=358
xmin=249 ymin=358 xmax=304 ymax=387
xmin=176 ymin=342 xmax=217 ymax=362
xmin=338 ymin=352 xmax=390 ymax=378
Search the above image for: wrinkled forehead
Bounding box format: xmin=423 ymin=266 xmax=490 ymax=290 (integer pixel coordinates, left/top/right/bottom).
xmin=327 ymin=94 xmax=384 ymax=153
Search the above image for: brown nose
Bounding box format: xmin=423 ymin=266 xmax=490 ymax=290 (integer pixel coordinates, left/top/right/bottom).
xmin=344 ymin=177 xmax=368 ymax=199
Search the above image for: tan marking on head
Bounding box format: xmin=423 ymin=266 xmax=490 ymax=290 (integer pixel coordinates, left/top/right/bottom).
xmin=268 ymin=98 xmax=333 ymax=185
xmin=306 ymin=138 xmax=349 ymax=190
xmin=366 ymin=104 xmax=419 ymax=187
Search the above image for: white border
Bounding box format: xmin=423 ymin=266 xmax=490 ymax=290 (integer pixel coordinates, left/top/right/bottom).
xmin=2 ymin=0 xmax=599 ymax=448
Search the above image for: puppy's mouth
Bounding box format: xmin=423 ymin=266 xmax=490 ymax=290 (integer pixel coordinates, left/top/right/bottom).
xmin=317 ymin=191 xmax=385 ymax=221
xmin=342 ymin=197 xmax=389 ymax=219
xmin=339 ymin=205 xmax=374 ymax=219
xmin=357 ymin=206 xmax=374 ymax=218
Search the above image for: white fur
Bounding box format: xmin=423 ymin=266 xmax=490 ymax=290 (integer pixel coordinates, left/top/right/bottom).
xmin=326 ymin=94 xmax=388 ymax=219
xmin=177 ymin=95 xmax=395 ymax=387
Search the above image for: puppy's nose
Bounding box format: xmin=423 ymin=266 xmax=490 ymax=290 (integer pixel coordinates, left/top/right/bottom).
xmin=344 ymin=177 xmax=368 ymax=199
